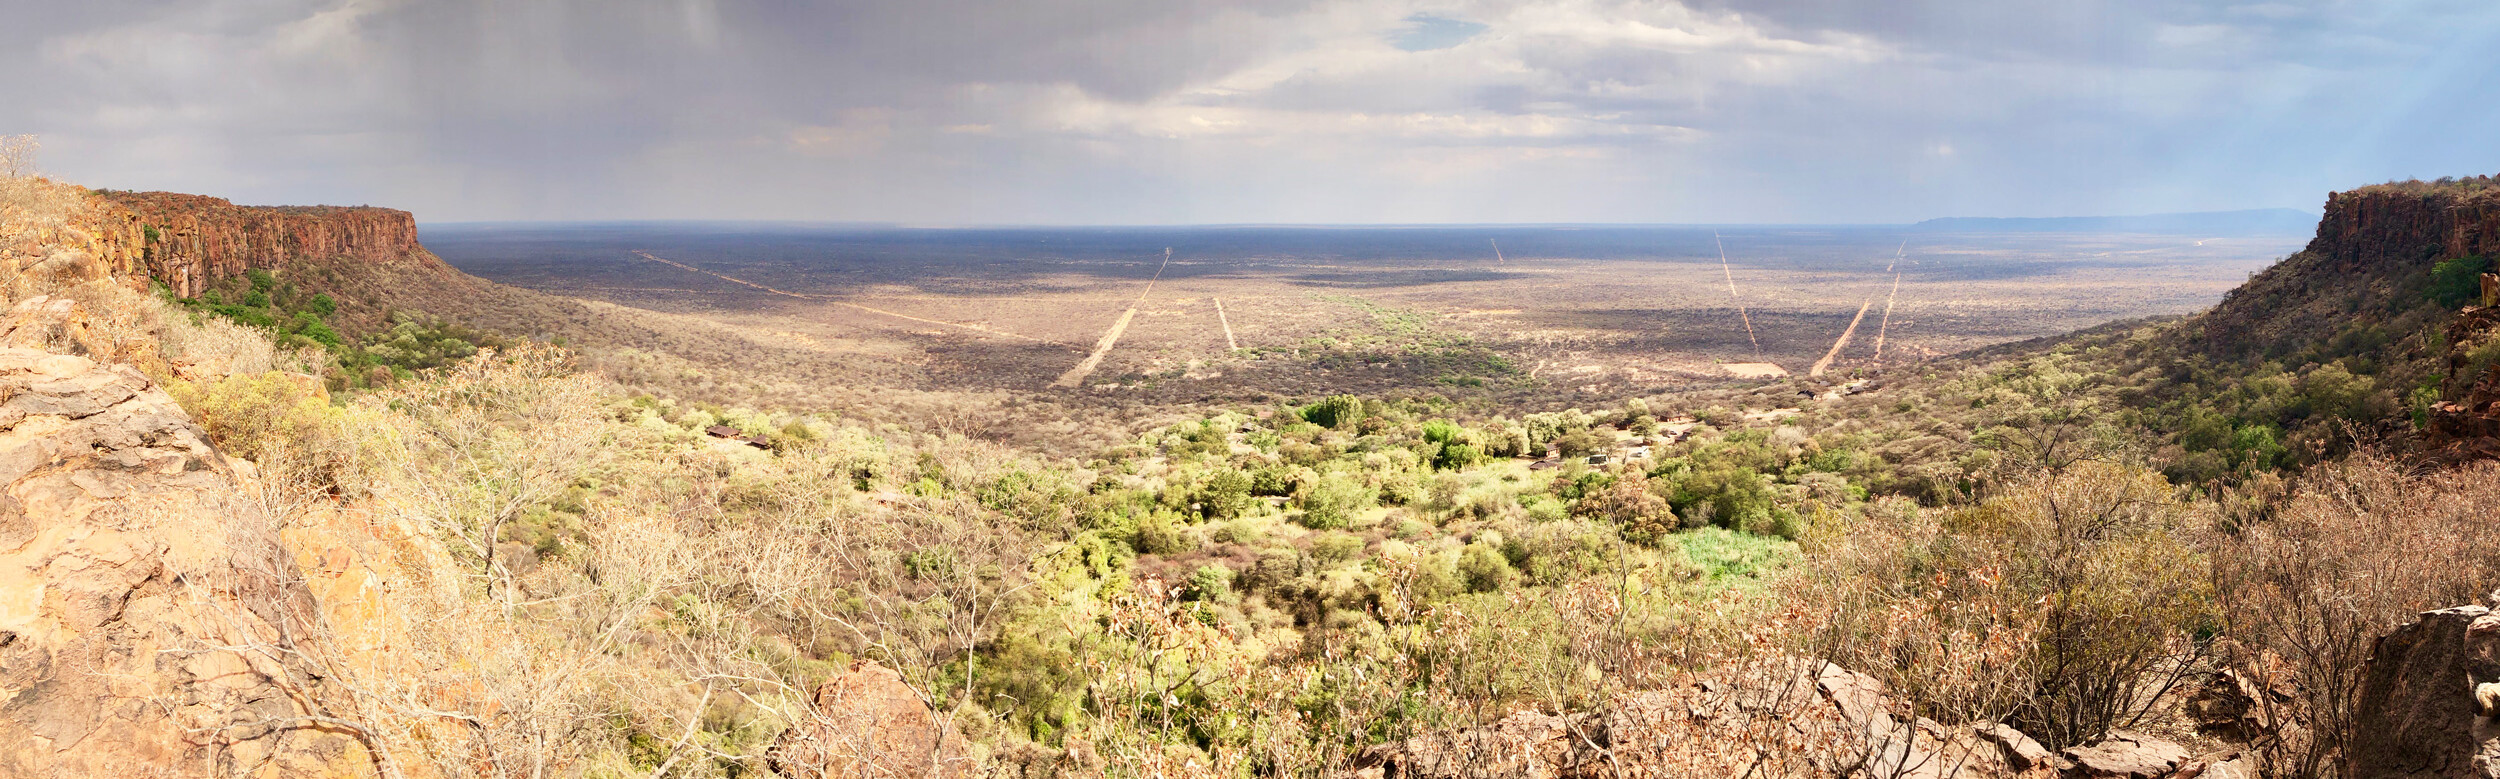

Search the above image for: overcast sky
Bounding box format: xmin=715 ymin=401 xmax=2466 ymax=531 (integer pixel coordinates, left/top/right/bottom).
xmin=4 ymin=1 xmax=2497 ymax=224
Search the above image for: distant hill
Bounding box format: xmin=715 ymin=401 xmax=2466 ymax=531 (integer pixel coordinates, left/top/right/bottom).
xmin=1913 ymin=208 xmax=2317 ymax=236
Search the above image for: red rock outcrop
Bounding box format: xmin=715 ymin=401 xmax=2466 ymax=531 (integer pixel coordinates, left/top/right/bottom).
xmin=2428 ymin=305 xmax=2500 ymax=460
xmin=765 ymin=660 xmax=972 ymax=779
xmin=0 ymin=179 xmax=150 ymax=300
xmin=96 ymin=191 xmax=422 ymax=298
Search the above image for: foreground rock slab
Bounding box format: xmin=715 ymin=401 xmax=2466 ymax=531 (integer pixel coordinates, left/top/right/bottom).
xmin=2059 ymin=731 xmax=2187 ymax=778
xmin=2349 ymin=604 xmax=2500 ymax=778
xmin=0 ymin=339 xmax=374 ymax=777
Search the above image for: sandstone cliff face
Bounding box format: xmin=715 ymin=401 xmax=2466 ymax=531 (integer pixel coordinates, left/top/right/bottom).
xmin=97 ymin=191 xmax=423 ymax=298
xmin=0 ymin=297 xmax=373 ymax=777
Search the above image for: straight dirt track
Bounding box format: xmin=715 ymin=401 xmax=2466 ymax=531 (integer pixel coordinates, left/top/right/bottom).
xmin=1053 ymin=249 xmax=1174 ymax=388
xmin=1215 ymin=297 xmax=1239 ymax=351
xmin=1809 ymin=298 xmax=1874 ymax=377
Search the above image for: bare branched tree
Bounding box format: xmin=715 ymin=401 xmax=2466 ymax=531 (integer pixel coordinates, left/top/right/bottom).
xmin=0 ymin=134 xmax=36 ymax=178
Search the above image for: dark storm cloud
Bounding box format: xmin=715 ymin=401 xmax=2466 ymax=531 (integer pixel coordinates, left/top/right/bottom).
xmin=3 ymin=0 xmax=2496 ymax=223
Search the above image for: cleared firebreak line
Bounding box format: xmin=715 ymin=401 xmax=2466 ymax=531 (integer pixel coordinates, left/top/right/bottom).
xmin=1715 ymin=230 xmax=1763 ymax=359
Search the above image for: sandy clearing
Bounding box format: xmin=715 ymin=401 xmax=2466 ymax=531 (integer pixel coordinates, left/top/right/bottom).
xmin=1722 ymin=362 xmax=1789 ymax=378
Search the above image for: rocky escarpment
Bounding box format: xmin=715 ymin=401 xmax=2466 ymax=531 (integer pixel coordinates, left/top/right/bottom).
xmin=97 ymin=191 xmax=424 ymax=298
xmin=0 ymin=297 xmax=374 ymax=777
xmin=2194 ymin=182 xmax=2500 ymax=362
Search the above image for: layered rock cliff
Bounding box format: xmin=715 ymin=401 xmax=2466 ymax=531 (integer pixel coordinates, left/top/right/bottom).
xmin=96 ymin=191 xmax=423 ymax=298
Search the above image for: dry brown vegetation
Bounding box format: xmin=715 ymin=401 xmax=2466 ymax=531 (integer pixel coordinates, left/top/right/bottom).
xmin=22 ymin=168 xmax=2500 ymax=777
xmin=2209 ymin=453 xmax=2500 ymax=776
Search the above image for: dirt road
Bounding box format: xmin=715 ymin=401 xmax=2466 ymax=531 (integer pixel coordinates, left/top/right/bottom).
xmin=1215 ymin=296 xmax=1239 ymax=351
xmin=1053 ymin=248 xmax=1173 ymax=388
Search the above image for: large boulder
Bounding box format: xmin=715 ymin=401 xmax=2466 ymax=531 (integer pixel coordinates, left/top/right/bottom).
xmin=765 ymin=660 xmax=970 ymax=779
xmin=2347 ymin=605 xmax=2500 ymax=777
xmin=0 ymin=342 xmax=374 ymax=777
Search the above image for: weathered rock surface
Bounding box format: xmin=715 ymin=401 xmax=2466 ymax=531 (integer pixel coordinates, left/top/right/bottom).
xmin=2430 ymin=305 xmax=2500 ymax=461
xmin=1978 ymin=722 xmax=2058 ymax=771
xmin=2059 ymin=731 xmax=2188 ymax=778
xmin=765 ymin=660 xmax=971 ymax=779
xmin=2347 ymin=605 xmax=2500 ymax=778
xmin=0 ymin=317 xmax=371 ymax=777
xmin=2181 ymin=669 xmax=2270 ymax=742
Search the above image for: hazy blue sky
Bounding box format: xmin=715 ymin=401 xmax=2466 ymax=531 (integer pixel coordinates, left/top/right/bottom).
xmin=4 ymin=1 xmax=2497 ymax=224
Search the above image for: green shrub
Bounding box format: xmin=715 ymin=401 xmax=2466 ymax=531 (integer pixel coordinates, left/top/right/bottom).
xmin=2431 ymin=255 xmax=2494 ymax=307
xmin=1183 ymin=565 xmax=1236 ymax=602
xmin=290 ymin=312 xmax=342 ymax=346
xmin=1300 ymin=395 xmax=1364 ymax=429
xmin=1294 ymin=471 xmax=1374 ymax=529
xmin=1570 ymin=469 xmax=1674 ymax=546
xmin=1457 ymin=539 xmax=1516 ymax=592
xmin=166 ymin=371 xmax=339 ymax=466
xmin=1553 ymin=429 xmax=1608 ymax=458
xmin=1192 ymin=467 xmax=1256 ymax=520
xmin=1310 ymin=532 xmax=1365 ymax=567
xmin=1131 ymin=511 xmax=1198 ymax=556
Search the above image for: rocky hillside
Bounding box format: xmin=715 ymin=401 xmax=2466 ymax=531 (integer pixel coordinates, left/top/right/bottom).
xmin=2191 ymin=179 xmax=2500 ymax=367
